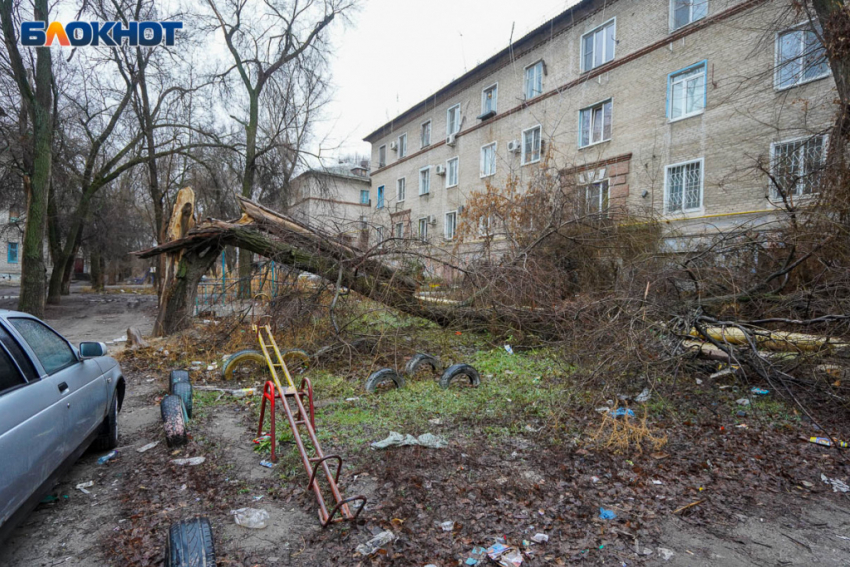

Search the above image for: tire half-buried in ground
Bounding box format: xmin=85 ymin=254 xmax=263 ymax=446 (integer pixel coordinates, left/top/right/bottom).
xmin=172 ymin=381 xmax=194 ymax=419
xmin=404 ymin=353 xmax=441 ymax=376
xmin=161 ymin=394 xmax=188 ymax=447
xmin=165 ymin=516 xmax=216 ymax=567
xmin=439 ymin=364 xmax=481 ymax=389
xmin=365 ymin=368 xmax=406 ymax=393
xmin=221 ymin=350 xmax=267 ymax=381
xmin=170 ymin=369 xmax=190 ymax=392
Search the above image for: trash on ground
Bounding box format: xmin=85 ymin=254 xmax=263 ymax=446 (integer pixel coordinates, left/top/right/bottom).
xmin=355 ymin=530 xmax=396 ymax=556
xmin=40 ymin=494 xmax=68 ymax=503
xmin=531 ymin=533 xmax=548 ymax=543
xmin=371 ymin=431 xmax=448 ymax=449
xmin=599 ymin=507 xmax=617 ymax=520
xmin=253 ymin=435 xmax=271 ymax=444
xmin=345 ymin=397 xmax=360 ymax=402
xmin=498 ymin=549 xmax=524 ymax=566
xmin=805 ymin=436 xmax=849 ymax=448
xmin=710 ymin=366 xmax=739 ymax=379
xmin=97 ymin=450 xmax=118 ymax=465
xmin=821 ymin=473 xmax=850 ymax=493
xmin=75 ymin=481 xmax=94 ymax=494
xmin=172 ymin=456 xmax=205 ymax=466
xmin=591 ymin=476 xmax=600 ymax=483
xmin=259 ymin=460 xmax=275 ymax=469
xmin=658 ymin=548 xmax=675 ymax=561
xmin=736 ymin=398 xmax=750 ymax=406
xmin=440 ymin=520 xmax=454 ymax=531
xmin=750 ymin=387 xmax=769 ymax=395
xmin=231 ymin=388 xmax=256 ymax=398
xmin=651 ymin=479 xmax=663 ymax=485
xmin=609 ymin=408 xmax=635 ymax=418
xmin=231 ymin=507 xmax=270 ymax=529
xmin=428 ymin=418 xmax=443 ymax=425
xmin=136 ymin=441 xmax=159 ymax=453
xmin=504 ymin=344 xmax=514 ymax=354
xmin=634 ymin=388 xmax=652 ymax=403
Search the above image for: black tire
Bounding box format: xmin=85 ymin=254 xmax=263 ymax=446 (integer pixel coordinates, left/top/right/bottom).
xmin=165 ymin=516 xmax=216 ymax=567
xmin=365 ymin=368 xmax=405 ymax=393
xmin=161 ymin=395 xmax=188 ymax=447
xmin=281 ymin=349 xmax=310 ymax=374
xmin=439 ymin=364 xmax=481 ymax=390
xmin=404 ymin=353 xmax=441 ymax=376
xmin=92 ymin=394 xmax=119 ymax=451
xmin=172 ymin=382 xmax=194 ymax=420
xmin=170 ymin=370 xmax=190 ymax=392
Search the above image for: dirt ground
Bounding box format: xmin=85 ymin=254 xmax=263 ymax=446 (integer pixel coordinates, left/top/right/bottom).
xmin=1 ymin=289 xmax=849 ymax=566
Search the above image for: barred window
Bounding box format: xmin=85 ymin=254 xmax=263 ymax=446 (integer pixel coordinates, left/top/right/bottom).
xmin=665 ymin=160 xmax=702 ymax=213
xmin=771 ymin=135 xmax=826 ymax=197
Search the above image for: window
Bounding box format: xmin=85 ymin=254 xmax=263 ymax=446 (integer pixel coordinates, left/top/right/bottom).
xmin=7 ymin=242 xmax=18 ymax=264
xmin=579 ymin=99 xmax=613 ymax=147
xmin=397 ymin=133 xmax=408 ymax=158
xmin=397 ymin=177 xmax=406 ymax=202
xmin=445 ymin=211 xmax=457 ymax=240
xmin=376 ymin=226 xmax=384 ymax=243
xmin=376 ymin=185 xmax=385 ymax=209
xmin=670 ymin=0 xmax=707 ymax=31
xmin=524 ymin=61 xmax=544 ymax=99
xmin=378 ymin=145 xmax=386 ymax=168
xmin=581 ymin=19 xmax=616 ymax=72
xmin=447 ymin=104 xmax=461 ymax=138
xmin=584 ymin=180 xmax=610 ymax=215
xmin=360 ymin=189 xmax=370 ymax=205
xmin=664 ymin=159 xmax=703 ymax=213
xmin=9 ymin=318 xmax=77 ymax=375
xmin=482 ymin=84 xmax=498 ymax=115
xmin=776 ymin=25 xmax=829 ymax=89
xmin=446 ymin=157 xmax=459 ymax=188
xmin=419 ymin=166 xmax=431 ymax=195
xmin=771 ymin=135 xmax=826 ymax=197
xmin=480 ymin=142 xmax=496 ymax=177
xmin=522 ymin=126 xmax=542 ymax=164
xmin=394 ymin=222 xmax=404 ymax=238
xmin=421 ymin=120 xmax=431 ymax=148
xmin=418 ymin=218 xmax=429 ymax=241
xmin=0 ymin=344 xmax=25 ymax=395
xmin=0 ymin=325 xmax=37 ymax=381
xmin=668 ymin=62 xmax=706 ymax=121
xmin=8 ymin=208 xmax=19 ymax=222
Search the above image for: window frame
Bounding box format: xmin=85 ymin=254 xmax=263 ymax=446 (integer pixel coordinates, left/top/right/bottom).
xmin=769 ymin=134 xmax=828 ymax=198
xmin=580 ymin=18 xmax=616 ymax=73
xmin=669 ymin=0 xmax=707 ymax=32
xmin=359 ymin=189 xmax=370 ymax=205
xmin=583 ymin=179 xmax=610 ymax=217
xmin=378 ymin=145 xmax=387 ymax=168
xmin=420 ymin=120 xmax=432 ymax=148
xmin=418 ymin=217 xmax=429 ymax=242
xmin=663 ymin=157 xmax=705 ymax=214
xmin=481 ymin=83 xmax=498 ymax=115
xmin=667 ymin=61 xmax=707 ymax=122
xmin=578 ymin=98 xmax=613 ymax=148
xmin=419 ymin=166 xmax=431 ymax=196
xmin=9 ymin=316 xmax=79 ymax=376
xmin=376 ymin=185 xmax=385 ymax=209
xmin=397 ymin=133 xmax=408 ymax=158
xmin=521 ymin=125 xmax=543 ymax=165
xmin=446 ymin=104 xmax=461 ymax=139
xmin=524 ymin=61 xmax=544 ymax=100
xmin=444 ymin=210 xmax=458 ymax=240
xmin=446 ymin=157 xmax=459 ymax=188
xmin=396 ymin=177 xmax=406 ymax=202
xmin=7 ymin=242 xmax=18 ymax=264
xmin=394 ymin=221 xmax=404 ymax=239
xmin=774 ymin=22 xmax=831 ymax=91
xmin=480 ymin=142 xmax=497 ymax=178
xmin=376 ymin=226 xmax=384 ymax=243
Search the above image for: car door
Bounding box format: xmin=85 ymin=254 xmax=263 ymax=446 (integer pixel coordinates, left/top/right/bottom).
xmin=0 ymin=328 xmax=67 ymax=528
xmin=7 ymin=317 xmax=107 ymax=458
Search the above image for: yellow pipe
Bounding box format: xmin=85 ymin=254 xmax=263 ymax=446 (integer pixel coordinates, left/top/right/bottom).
xmin=689 ymin=327 xmax=848 ymax=352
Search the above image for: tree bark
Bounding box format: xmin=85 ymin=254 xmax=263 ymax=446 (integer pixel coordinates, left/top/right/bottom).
xmin=90 ymin=250 xmax=104 ymax=292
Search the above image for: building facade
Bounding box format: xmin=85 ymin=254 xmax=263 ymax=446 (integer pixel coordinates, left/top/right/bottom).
xmin=363 ymin=0 xmax=835 ymax=262
xmin=0 ymin=207 xmax=24 ymax=281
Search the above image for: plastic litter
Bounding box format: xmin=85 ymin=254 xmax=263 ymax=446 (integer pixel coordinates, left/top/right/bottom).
xmin=75 ymin=481 xmax=94 ymax=494
xmin=172 ymin=457 xmax=205 ymax=466
xmin=487 ymin=543 xmax=524 ymax=565
xmin=634 ymin=388 xmax=652 ymax=403
xmin=609 ymin=408 xmax=635 ymax=418
xmin=355 ymin=530 xmax=396 ymax=556
xmin=136 ymin=441 xmax=159 ymax=453
xmin=751 ymin=387 xmax=769 ymax=395
xmin=371 ymin=431 xmax=448 ymax=449
xmin=658 ymin=548 xmax=675 ymax=561
xmin=440 ymin=520 xmax=454 ymax=531
xmin=821 ymin=473 xmax=850 ymax=493
xmin=531 ymin=533 xmax=548 ymax=543
xmin=805 ymin=436 xmax=849 ymax=448
xmin=97 ymin=450 xmax=118 ymax=465
xmin=599 ymin=507 xmax=617 ymax=520
xmin=231 ymin=507 xmax=269 ymax=529
xmin=231 ymin=388 xmax=256 ymax=398
xmin=504 ymin=345 xmax=514 ymax=355
xmin=259 ymin=460 xmax=275 ymax=469
xmin=40 ymin=494 xmax=68 ymax=503
xmin=253 ymin=435 xmax=272 ymax=444
xmin=736 ymin=398 xmax=750 ymax=406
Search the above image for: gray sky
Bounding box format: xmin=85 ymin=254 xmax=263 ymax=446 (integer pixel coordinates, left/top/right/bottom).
xmin=318 ymin=0 xmax=578 ymax=161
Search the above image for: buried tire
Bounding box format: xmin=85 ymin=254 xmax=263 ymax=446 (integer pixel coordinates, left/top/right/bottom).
xmin=170 ymin=370 xmax=190 ymax=392
xmin=404 ymin=353 xmax=441 ymax=376
xmin=439 ymin=364 xmax=481 ymax=389
xmin=281 ymin=349 xmax=310 ymax=374
xmin=161 ymin=394 xmax=188 ymax=447
xmin=221 ymin=350 xmax=268 ymax=381
xmin=365 ymin=368 xmax=406 ymax=393
xmin=172 ymin=381 xmax=194 ymax=419
xmin=165 ymin=516 xmax=216 ymax=567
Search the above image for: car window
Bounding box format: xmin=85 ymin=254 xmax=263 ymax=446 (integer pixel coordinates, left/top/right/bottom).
xmin=0 ymin=324 xmax=38 ymax=381
xmin=9 ymin=318 xmax=77 ymax=375
xmin=0 ymin=343 xmax=26 ymax=395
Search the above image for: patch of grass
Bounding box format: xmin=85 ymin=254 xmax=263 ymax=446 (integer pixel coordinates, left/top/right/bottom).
xmin=192 ymin=390 xmax=231 ymax=418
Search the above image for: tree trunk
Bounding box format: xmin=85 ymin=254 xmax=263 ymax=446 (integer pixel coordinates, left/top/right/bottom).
xmin=238 ymin=93 xmax=260 ymax=299
xmin=153 ymin=245 xmax=222 ymax=336
xmin=90 ymin=251 xmax=104 ymax=292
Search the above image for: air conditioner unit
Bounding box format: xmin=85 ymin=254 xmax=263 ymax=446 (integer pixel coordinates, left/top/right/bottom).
xmin=390 ymin=141 xmax=398 ymax=151
xmin=435 ymin=165 xmax=446 ymax=176
xmin=428 ymin=215 xmax=437 ymax=225
xmin=446 ymin=133 xmax=457 ymax=147
xmin=457 ymin=205 xmax=464 ymax=215
xmin=507 ymin=140 xmax=521 ymax=153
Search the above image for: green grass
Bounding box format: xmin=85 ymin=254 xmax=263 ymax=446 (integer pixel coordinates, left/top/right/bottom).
xmin=192 ymin=390 xmax=231 ymax=419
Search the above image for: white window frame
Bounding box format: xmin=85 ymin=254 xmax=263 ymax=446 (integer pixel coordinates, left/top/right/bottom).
xmin=769 ymin=134 xmax=827 ymax=198
xmin=378 ymin=145 xmax=386 ymax=168
xmin=394 ymin=221 xmax=404 ymax=239
xmin=447 ymin=104 xmax=461 ymax=138
xmin=581 ymin=18 xmax=616 ymax=72
xmin=419 ymin=166 xmax=431 ymax=196
xmin=418 ymin=217 xmax=429 ymax=241
xmin=444 ymin=210 xmax=458 ymax=240
xmin=480 ymin=142 xmax=497 ymax=178
xmin=774 ymin=22 xmax=831 ymax=91
xmin=446 ymin=157 xmax=459 ymax=188
xmin=663 ymin=158 xmax=704 ymax=214
xmin=376 ymin=226 xmax=384 ymax=243
xmin=521 ymin=125 xmax=542 ymax=165
xmin=584 ymin=179 xmax=610 ymax=216
xmin=397 ymin=133 xmax=408 ymax=158
xmin=578 ymin=98 xmax=613 ymax=148
xmin=524 ymin=61 xmax=544 ymax=100
xmin=667 ymin=61 xmax=706 ymax=122
xmin=397 ymin=177 xmax=406 ymax=202
xmin=669 ymin=0 xmax=707 ymax=32
xmin=420 ymin=120 xmax=432 ymax=148
xmin=481 ymin=83 xmax=498 ymax=115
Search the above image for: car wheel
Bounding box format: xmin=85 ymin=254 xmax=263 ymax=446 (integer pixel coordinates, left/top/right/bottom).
xmin=170 ymin=370 xmax=190 ymax=392
xmin=365 ymin=368 xmax=405 ymax=393
xmin=439 ymin=364 xmax=481 ymax=390
xmin=172 ymin=382 xmax=193 ymax=419
xmin=165 ymin=517 xmax=216 ymax=567
xmin=93 ymin=394 xmax=119 ymax=451
xmin=161 ymin=395 xmax=188 ymax=447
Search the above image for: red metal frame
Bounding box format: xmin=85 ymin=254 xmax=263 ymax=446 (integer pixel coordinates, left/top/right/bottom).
xmin=257 ymin=378 xmax=316 ymax=463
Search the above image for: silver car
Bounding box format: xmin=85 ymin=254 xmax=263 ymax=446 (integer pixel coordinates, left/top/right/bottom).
xmin=0 ymin=310 xmax=126 ymax=543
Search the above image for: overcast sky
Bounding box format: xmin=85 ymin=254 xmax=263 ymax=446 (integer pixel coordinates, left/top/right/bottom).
xmin=317 ymin=0 xmax=579 ymax=162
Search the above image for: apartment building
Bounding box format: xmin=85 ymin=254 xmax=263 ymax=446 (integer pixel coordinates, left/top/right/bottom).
xmin=0 ymin=207 xmax=24 ymax=281
xmin=364 ymin=0 xmax=835 ymax=264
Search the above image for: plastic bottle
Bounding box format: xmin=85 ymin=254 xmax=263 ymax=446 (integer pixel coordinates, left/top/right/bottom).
xmin=97 ymin=450 xmax=118 ymax=465
xmin=231 ymin=507 xmax=269 ymax=529
xmin=230 ymin=388 xmax=255 ymax=398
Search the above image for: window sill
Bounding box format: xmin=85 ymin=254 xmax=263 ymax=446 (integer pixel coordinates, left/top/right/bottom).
xmin=669 ymin=18 xmax=704 ymax=34
xmin=663 ymin=207 xmax=705 ymax=220
xmin=668 ymin=111 xmax=704 ymax=124
xmin=774 ymin=72 xmax=831 ymax=92
xmin=521 ymin=157 xmax=541 ymax=166
xmin=477 ymin=110 xmax=497 ymax=121
xmin=480 ymin=173 xmax=496 ymax=179
xmin=419 ymin=192 xmax=431 ymax=197
xmin=578 ymin=138 xmax=611 ymax=150
xmin=446 ymin=183 xmax=458 ymax=189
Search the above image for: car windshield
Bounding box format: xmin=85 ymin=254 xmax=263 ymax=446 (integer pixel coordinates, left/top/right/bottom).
xmin=9 ymin=318 xmax=77 ymax=375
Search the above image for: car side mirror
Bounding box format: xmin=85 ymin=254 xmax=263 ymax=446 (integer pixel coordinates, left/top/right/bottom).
xmin=79 ymin=342 xmax=107 ymax=358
